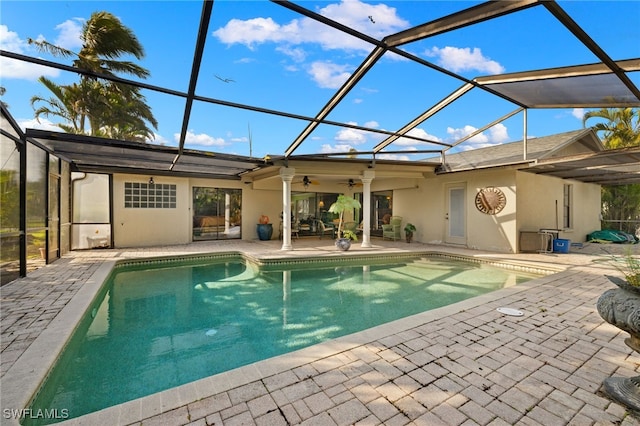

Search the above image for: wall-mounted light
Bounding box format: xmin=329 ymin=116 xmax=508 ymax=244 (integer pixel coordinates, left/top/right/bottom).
xmin=318 ymin=200 xmax=325 ymax=208
xmin=149 ymin=177 xmax=154 ymax=185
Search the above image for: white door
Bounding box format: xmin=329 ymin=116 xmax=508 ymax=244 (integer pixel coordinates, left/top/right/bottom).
xmin=445 ymin=184 xmax=466 ymax=245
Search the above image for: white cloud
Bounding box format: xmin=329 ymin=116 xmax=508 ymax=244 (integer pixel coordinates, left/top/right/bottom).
xmin=377 ymin=153 xmax=411 ymax=161
xmin=150 ymin=133 xmax=169 ymax=145
xmin=333 ymin=121 xmax=380 ymax=145
xmin=488 ymin=123 xmax=509 ymax=143
xmin=0 ymin=25 xmax=24 ymax=52
xmin=320 ymin=143 xmax=354 ymax=153
xmin=213 ymin=17 xmax=290 ymax=49
xmin=395 ymin=127 xmax=443 ymax=146
xmin=0 ymin=25 xmax=60 ymax=80
xmin=572 ymin=108 xmax=585 ymax=120
xmin=425 ymin=46 xmax=505 ymax=75
xmin=179 ymin=130 xmax=229 ymax=147
xmin=18 ymin=117 xmax=60 ymax=132
xmin=276 ymin=46 xmax=307 ymax=63
xmin=335 ymin=128 xmax=367 ymax=144
xmin=308 ymin=61 xmax=351 ymax=89
xmin=449 ymin=123 xmax=510 ymax=150
xmin=54 ymin=18 xmax=84 ymax=50
xmin=213 ymin=0 xmax=409 ymax=52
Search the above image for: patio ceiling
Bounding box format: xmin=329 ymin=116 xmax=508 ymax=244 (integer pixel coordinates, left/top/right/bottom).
xmin=25 ymin=128 xmax=266 ymax=179
xmin=2 ymin=0 xmax=639 ymax=182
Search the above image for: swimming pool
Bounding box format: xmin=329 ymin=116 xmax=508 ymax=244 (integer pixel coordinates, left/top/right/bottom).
xmin=27 ymin=253 xmax=542 ymax=423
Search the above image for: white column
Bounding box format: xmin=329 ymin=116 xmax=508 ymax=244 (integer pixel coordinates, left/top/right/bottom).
xmin=224 ymin=191 xmax=231 ymax=234
xmin=360 ymin=170 xmax=374 ymax=248
xmin=280 ymin=167 xmax=295 ymax=250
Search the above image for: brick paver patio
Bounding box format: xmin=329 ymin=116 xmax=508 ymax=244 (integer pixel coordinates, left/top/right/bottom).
xmin=1 ymin=240 xmax=639 ymax=425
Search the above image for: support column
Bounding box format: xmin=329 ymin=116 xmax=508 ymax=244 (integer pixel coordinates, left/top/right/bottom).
xmin=224 ymin=191 xmax=231 ymax=234
xmin=280 ymin=167 xmax=295 ymax=250
xmin=360 ymin=170 xmax=374 ymax=248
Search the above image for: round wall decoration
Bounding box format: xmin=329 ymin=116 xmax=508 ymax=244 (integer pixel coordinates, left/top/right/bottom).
xmin=475 ymin=187 xmax=506 ymax=215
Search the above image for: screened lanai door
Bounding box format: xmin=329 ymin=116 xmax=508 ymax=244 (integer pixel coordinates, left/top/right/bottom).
xmin=192 ymin=187 xmax=241 ymax=241
xmin=445 ymin=184 xmax=466 ymax=245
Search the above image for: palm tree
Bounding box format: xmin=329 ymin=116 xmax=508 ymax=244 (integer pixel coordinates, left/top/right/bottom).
xmin=28 ymin=11 xmax=156 ymax=141
xmin=28 ymin=11 xmax=148 ymax=79
xmin=582 ymin=108 xmax=640 ymax=149
xmin=31 ymin=78 xmax=87 ymax=133
xmin=583 ymin=108 xmax=640 ymax=235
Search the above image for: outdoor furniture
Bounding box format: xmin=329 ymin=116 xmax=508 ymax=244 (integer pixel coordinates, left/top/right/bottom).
xmin=382 ymin=216 xmax=402 ymax=241
xmin=343 ymin=221 xmax=359 ymax=235
xmin=316 ymin=220 xmax=335 ymax=239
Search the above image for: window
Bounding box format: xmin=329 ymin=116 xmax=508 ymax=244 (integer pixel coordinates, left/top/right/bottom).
xmin=124 ymin=182 xmax=176 ymax=208
xmin=563 ymin=184 xmax=573 ymax=229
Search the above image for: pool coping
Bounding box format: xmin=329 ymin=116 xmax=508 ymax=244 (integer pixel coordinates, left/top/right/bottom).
xmin=1 ymin=250 xmax=565 ymax=425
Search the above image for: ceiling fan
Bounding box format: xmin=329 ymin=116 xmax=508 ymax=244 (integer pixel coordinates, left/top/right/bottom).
xmin=340 ymin=179 xmax=363 ymax=189
xmin=293 ymin=176 xmax=320 ymax=189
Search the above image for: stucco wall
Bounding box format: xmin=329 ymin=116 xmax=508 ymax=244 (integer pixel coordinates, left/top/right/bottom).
xmin=396 ymin=169 xmax=601 ymax=253
xmin=112 ymin=174 xmax=284 ymax=246
xmin=394 ymin=170 xmax=517 ymax=253
xmin=516 ymin=171 xmax=601 ymax=245
xmin=241 ymin=184 xmax=280 ymax=240
xmin=109 ymin=167 xmax=601 ymax=250
xmin=112 ymin=174 xmax=192 ymax=247
xmin=394 ymin=170 xmax=516 ymax=252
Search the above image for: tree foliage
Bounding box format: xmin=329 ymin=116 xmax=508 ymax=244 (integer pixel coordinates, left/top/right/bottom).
xmin=582 ymin=108 xmax=640 ymax=149
xmin=583 ymin=108 xmax=640 ymax=234
xmin=28 ymin=11 xmax=156 ymax=141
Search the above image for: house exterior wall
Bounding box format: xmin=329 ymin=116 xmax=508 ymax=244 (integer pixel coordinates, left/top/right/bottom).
xmin=396 ymin=169 xmax=601 ymax=253
xmin=395 ymin=169 xmax=518 ymax=253
xmin=112 ymin=174 xmax=192 ymax=247
xmin=109 ymin=166 xmax=601 ymax=250
xmin=515 ymin=171 xmax=601 ymax=246
xmin=111 ymin=174 xmax=284 ymax=246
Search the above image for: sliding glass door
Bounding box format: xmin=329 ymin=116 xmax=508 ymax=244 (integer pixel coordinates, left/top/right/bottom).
xmin=192 ymin=187 xmax=241 ymax=241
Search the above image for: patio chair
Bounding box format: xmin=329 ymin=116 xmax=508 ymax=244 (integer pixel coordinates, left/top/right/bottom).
xmin=343 ymin=221 xmax=359 ymax=235
xmin=316 ymin=220 xmax=335 ymax=239
xmin=382 ymin=216 xmax=402 ymax=241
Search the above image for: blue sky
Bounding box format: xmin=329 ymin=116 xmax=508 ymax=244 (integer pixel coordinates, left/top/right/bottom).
xmin=1 ymin=0 xmax=639 ymax=160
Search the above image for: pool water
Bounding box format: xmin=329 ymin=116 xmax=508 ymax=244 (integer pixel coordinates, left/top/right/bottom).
xmin=28 ymin=255 xmax=540 ymax=423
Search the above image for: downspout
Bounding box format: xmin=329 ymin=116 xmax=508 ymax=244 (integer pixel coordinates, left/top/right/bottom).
xmin=523 ymin=108 xmax=528 ymax=161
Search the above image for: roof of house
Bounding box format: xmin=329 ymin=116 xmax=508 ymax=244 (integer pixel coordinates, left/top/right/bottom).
xmin=439 ymin=129 xmax=603 ymax=171
xmin=434 ymin=128 xmax=640 ymax=185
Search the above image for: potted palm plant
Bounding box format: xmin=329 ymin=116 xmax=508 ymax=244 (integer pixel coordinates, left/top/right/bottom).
xmin=404 ymin=223 xmax=417 ymax=243
xmin=328 ymin=195 xmax=362 ymax=251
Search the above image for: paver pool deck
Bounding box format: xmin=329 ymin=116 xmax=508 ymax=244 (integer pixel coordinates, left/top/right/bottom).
xmin=1 ymin=239 xmax=639 ymax=426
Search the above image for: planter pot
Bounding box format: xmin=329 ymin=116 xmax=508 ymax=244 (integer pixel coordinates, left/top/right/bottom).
xmin=605 ymin=275 xmax=640 ymax=295
xmin=256 ymin=223 xmax=273 ymax=241
xmin=335 ymin=238 xmax=351 ymax=251
xmin=596 ymin=276 xmax=640 ymax=412
xmin=405 ymin=232 xmax=413 ymax=243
